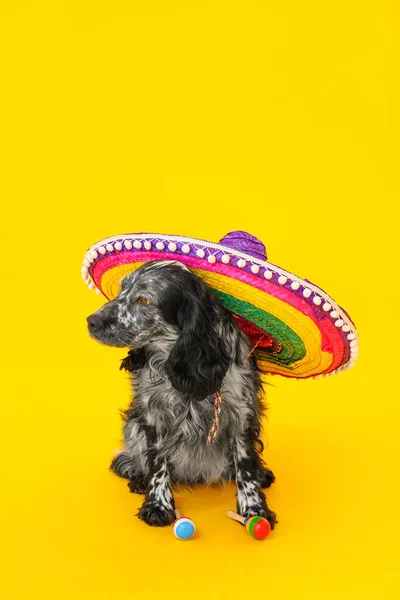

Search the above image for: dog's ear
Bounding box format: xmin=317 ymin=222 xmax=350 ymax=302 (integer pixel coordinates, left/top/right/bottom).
xmin=120 ymin=348 xmax=146 ymax=372
xmin=165 ymin=274 xmax=231 ymax=400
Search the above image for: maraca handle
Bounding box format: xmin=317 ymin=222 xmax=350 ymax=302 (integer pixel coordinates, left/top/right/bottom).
xmin=175 ymin=509 xmax=182 ymax=520
xmin=227 ymin=510 xmax=246 ymax=525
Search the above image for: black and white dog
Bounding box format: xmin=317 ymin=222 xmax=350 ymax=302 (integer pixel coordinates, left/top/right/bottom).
xmin=87 ymin=260 xmax=276 ymax=528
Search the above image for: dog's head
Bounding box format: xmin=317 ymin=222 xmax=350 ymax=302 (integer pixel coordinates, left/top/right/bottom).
xmin=87 ymin=261 xmax=231 ymax=399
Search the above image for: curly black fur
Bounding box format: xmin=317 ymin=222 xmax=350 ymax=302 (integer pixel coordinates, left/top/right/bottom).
xmin=87 ymin=260 xmax=276 ymax=528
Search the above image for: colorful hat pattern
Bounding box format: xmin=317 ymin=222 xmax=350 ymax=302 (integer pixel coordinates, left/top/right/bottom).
xmin=82 ymin=230 xmax=359 ymax=379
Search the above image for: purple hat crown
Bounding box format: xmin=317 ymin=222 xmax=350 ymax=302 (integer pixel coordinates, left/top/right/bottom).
xmin=219 ymin=231 xmax=267 ymax=261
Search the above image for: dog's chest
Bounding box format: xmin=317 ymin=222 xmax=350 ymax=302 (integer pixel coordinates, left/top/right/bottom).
xmin=139 ymin=377 xmax=215 ymax=437
xmin=134 ymin=364 xmax=254 ymax=436
xmin=131 ymin=365 xmax=257 ymax=483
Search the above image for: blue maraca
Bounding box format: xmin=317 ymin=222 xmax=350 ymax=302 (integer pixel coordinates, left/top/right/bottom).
xmin=173 ymin=509 xmax=196 ymax=540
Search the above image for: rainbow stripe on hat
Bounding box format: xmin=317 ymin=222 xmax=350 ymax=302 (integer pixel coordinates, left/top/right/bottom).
xmin=82 ymin=231 xmax=359 ymax=379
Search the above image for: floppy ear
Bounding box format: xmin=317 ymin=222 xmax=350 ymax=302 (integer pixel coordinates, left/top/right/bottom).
xmin=165 ymin=275 xmax=231 ymax=400
xmin=120 ymin=348 xmax=146 ymax=372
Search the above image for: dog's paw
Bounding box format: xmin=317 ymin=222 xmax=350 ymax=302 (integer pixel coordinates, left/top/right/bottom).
xmin=259 ymin=468 xmax=276 ymax=489
xmin=138 ymin=502 xmax=176 ymax=527
xmin=264 ymin=508 xmax=278 ymax=530
xmin=242 ymin=507 xmax=278 ymax=530
xmin=110 ymin=453 xmax=133 ymax=479
xmin=128 ymin=477 xmax=147 ymax=494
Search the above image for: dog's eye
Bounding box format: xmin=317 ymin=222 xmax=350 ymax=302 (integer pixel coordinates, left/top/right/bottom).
xmin=136 ymin=295 xmax=151 ymax=306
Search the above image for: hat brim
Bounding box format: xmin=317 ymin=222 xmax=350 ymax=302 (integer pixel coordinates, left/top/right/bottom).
xmin=82 ymin=233 xmax=359 ymax=379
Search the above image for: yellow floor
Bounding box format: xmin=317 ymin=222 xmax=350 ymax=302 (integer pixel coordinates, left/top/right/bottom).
xmin=0 ymin=2 xmax=399 ymax=599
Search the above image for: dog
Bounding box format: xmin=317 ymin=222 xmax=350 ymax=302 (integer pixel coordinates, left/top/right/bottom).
xmin=87 ymin=260 xmax=276 ymax=528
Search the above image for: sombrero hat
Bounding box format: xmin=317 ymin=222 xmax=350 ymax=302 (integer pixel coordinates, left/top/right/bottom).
xmin=81 ymin=230 xmax=359 ymax=379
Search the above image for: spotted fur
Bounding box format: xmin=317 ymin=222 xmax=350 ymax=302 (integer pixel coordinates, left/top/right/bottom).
xmin=87 ymin=261 xmax=276 ymax=528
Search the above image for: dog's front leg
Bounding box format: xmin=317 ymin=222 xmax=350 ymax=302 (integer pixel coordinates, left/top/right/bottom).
xmin=234 ymin=433 xmax=277 ymax=530
xmin=138 ymin=434 xmax=175 ymax=527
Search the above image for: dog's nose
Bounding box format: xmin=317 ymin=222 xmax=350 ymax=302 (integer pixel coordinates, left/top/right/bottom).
xmin=87 ymin=314 xmax=103 ymax=331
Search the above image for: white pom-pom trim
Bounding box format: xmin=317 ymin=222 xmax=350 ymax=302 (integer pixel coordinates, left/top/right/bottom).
xmin=322 ymin=302 xmax=331 ymax=312
xmin=168 ymin=242 xmax=177 ymax=252
xmin=182 ymin=244 xmax=191 ymax=254
xmin=221 ymin=255 xmax=230 ymax=264
xmin=98 ymin=246 xmax=106 ymax=255
xmin=291 ymin=281 xmax=300 ymax=290
xmin=335 ymin=319 xmax=344 ymax=328
xmin=330 ymin=310 xmax=339 ymax=319
xmin=313 ymin=296 xmax=322 ymax=306
xmin=156 ymin=242 xmax=165 ymax=250
xmin=115 ymin=242 xmax=122 ymax=251
xmin=303 ymin=288 xmax=311 ymax=298
xmin=264 ymin=270 xmax=273 ymax=280
xmin=278 ymin=275 xmax=288 ymax=285
xmin=208 ymin=255 xmax=216 ymax=264
xmin=124 ymin=240 xmax=133 ymax=250
xmin=196 ymin=249 xmax=205 ymax=258
xmin=144 ymin=241 xmax=152 ymax=250
xmin=133 ymin=240 xmax=142 ymax=249
xmin=106 ymin=243 xmax=114 ymax=252
xmin=237 ymin=259 xmax=246 ymax=268
xmin=251 ymin=264 xmax=260 ymax=274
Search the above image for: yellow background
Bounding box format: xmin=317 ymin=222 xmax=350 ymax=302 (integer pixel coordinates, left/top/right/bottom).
xmin=0 ymin=2 xmax=398 ymax=599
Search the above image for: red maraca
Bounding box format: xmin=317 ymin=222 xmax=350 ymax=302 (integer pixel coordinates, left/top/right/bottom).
xmin=227 ymin=510 xmax=271 ymax=540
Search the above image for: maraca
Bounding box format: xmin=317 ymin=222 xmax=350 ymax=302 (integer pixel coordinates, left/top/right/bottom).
xmin=173 ymin=509 xmax=196 ymax=540
xmin=227 ymin=510 xmax=271 ymax=540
